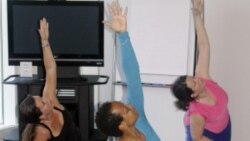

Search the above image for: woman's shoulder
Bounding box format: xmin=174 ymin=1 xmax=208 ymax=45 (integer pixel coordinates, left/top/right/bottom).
xmin=54 ymin=106 xmax=65 ymax=112
xmin=34 ymin=124 xmax=52 ymax=140
xmin=196 ymin=75 xmax=217 ymax=84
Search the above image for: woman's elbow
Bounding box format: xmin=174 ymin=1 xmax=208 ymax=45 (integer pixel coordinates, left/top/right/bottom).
xmin=192 ymin=135 xmax=203 ymax=141
xmin=192 ymin=136 xmax=211 ymax=141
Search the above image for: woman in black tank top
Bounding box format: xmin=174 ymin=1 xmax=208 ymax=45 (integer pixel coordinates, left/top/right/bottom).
xmin=38 ymin=107 xmax=82 ymax=141
xmin=19 ymin=18 xmax=83 ymax=141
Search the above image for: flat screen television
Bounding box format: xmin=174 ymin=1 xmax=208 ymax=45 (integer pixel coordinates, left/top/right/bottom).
xmin=7 ymin=0 xmax=104 ymax=67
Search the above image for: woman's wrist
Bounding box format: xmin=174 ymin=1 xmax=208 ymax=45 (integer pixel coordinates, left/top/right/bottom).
xmin=116 ymin=26 xmax=127 ymax=33
xmin=116 ymin=29 xmax=127 ymax=34
xmin=42 ymin=43 xmax=50 ymax=48
xmin=41 ymin=40 xmax=50 ymax=48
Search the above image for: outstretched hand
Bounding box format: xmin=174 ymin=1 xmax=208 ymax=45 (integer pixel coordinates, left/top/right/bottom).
xmin=103 ymin=0 xmax=128 ymax=33
xmin=38 ymin=17 xmax=49 ymax=46
xmin=192 ymin=0 xmax=204 ymax=16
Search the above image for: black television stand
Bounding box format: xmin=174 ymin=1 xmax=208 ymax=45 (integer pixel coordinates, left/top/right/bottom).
xmin=3 ymin=74 xmax=109 ymax=141
xmin=38 ymin=66 xmax=88 ymax=81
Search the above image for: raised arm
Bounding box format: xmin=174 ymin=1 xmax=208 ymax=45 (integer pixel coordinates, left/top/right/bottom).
xmin=190 ymin=0 xmax=212 ymax=141
xmin=103 ymin=1 xmax=160 ymax=140
xmin=193 ymin=0 xmax=210 ymax=79
xmin=103 ymin=0 xmax=144 ymax=112
xmin=38 ymin=18 xmax=62 ymax=109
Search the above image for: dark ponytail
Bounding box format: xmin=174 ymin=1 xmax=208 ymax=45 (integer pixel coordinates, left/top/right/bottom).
xmin=19 ymin=95 xmax=41 ymax=141
xmin=174 ymin=100 xmax=189 ymax=111
xmin=171 ymin=75 xmax=195 ymax=111
xmin=19 ymin=95 xmax=41 ymax=124
xmin=21 ymin=123 xmax=36 ymax=141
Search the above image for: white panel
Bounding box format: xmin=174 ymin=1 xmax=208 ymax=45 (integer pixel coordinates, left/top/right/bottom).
xmin=2 ymin=0 xmax=18 ymax=125
xmin=0 ymin=0 xmax=3 ymax=123
xmin=127 ymin=0 xmax=194 ymax=75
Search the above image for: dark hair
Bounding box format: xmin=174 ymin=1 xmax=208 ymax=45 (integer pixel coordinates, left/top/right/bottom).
xmin=19 ymin=95 xmax=41 ymax=124
xmin=95 ymin=102 xmax=123 ymax=137
xmin=171 ymin=75 xmax=195 ymax=111
xmin=21 ymin=123 xmax=36 ymax=141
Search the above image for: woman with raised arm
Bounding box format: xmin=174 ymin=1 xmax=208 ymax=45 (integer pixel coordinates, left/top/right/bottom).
xmin=19 ymin=18 xmax=83 ymax=141
xmin=95 ymin=1 xmax=160 ymax=141
xmin=171 ymin=0 xmax=231 ymax=141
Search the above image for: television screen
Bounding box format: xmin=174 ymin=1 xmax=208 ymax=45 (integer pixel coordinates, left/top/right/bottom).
xmin=8 ymin=0 xmax=104 ymax=66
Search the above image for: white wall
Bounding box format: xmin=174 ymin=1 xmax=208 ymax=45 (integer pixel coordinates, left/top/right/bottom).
xmin=205 ymin=0 xmax=250 ymax=140
xmin=0 ymin=0 xmax=3 ymax=124
xmin=127 ymin=0 xmax=193 ymax=75
xmin=1 ymin=0 xmax=18 ymax=126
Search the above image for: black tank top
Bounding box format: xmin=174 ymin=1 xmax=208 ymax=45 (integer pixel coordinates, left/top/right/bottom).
xmin=38 ymin=107 xmax=83 ymax=141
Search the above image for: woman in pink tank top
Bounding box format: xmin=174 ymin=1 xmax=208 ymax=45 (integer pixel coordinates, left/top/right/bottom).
xmin=171 ymin=0 xmax=231 ymax=141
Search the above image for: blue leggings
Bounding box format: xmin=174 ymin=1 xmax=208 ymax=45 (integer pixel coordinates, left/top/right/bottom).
xmin=186 ymin=119 xmax=231 ymax=141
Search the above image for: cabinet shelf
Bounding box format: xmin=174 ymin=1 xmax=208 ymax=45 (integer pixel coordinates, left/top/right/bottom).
xmin=3 ymin=74 xmax=109 ymax=85
xmin=2 ymin=74 xmax=109 ymax=141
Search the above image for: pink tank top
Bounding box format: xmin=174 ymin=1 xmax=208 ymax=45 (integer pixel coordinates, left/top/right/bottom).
xmin=184 ymin=78 xmax=230 ymax=133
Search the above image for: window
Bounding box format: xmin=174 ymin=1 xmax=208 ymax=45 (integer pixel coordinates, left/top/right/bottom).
xmin=0 ymin=0 xmax=17 ymax=126
xmin=0 ymin=0 xmax=3 ymax=124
